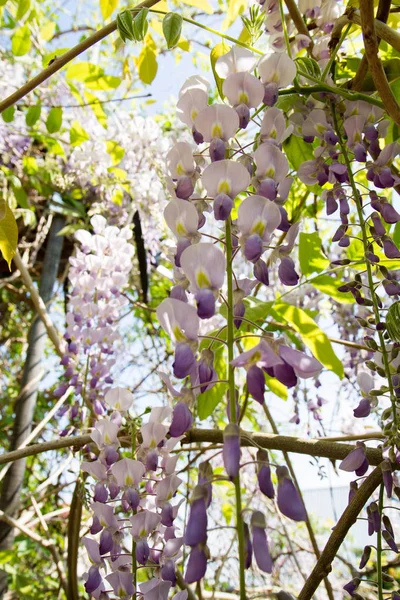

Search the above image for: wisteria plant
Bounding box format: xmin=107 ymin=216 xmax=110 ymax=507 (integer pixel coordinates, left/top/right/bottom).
xmin=1 ymin=0 xmax=400 ymax=599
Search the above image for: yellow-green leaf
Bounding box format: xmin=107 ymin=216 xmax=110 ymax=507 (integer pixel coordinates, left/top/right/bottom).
xmin=299 ymin=232 xmax=329 ymax=275
xmin=265 ymin=373 xmax=288 ymax=400
xmin=0 ymin=203 xmax=18 ymax=269
xmin=106 ymin=141 xmax=125 ymax=166
xmin=273 ymin=302 xmax=344 ymax=378
xmin=39 ymin=20 xmax=56 ymax=41
xmin=11 ymin=25 xmax=31 ymax=56
xmin=70 ymin=121 xmax=90 ymax=146
xmin=222 ymin=0 xmax=247 ymax=30
xmin=16 ymin=0 xmax=30 ymax=20
xmin=210 ymin=42 xmax=229 ymax=100
xmin=45 ymin=107 xmax=62 ymax=133
xmin=84 ymin=91 xmax=107 ymax=128
xmin=135 ymin=34 xmax=158 ymax=85
xmin=100 ymin=0 xmax=119 ymax=20
xmin=181 ymin=0 xmax=212 ymax=14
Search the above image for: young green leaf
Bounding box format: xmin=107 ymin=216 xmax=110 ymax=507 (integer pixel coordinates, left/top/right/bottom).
xmin=0 ymin=202 xmax=18 ymax=270
xmin=117 ymin=10 xmax=135 ymax=41
xmin=162 ymin=13 xmax=182 ymax=49
xmin=11 ymin=25 xmax=31 ymax=56
xmin=133 ymin=8 xmax=149 ymax=41
xmin=25 ymin=105 xmax=41 ymax=127
xmin=210 ymin=42 xmax=229 ymax=100
xmin=100 ymin=0 xmax=118 ymax=20
xmin=2 ymin=106 xmax=15 ymax=123
xmin=299 ymin=232 xmax=329 ymax=276
xmin=45 ymin=107 xmax=63 ymax=133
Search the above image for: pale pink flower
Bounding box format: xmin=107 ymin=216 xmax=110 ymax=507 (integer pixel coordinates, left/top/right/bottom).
xmin=194 ymin=104 xmax=239 ymax=142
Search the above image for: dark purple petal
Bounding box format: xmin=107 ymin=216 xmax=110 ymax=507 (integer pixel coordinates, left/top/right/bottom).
xmin=383 ymin=530 xmax=398 ymax=552
xmin=195 ymin=289 xmax=216 ymax=319
xmin=173 ymin=343 xmax=196 ymax=379
xmin=247 ymin=365 xmax=265 ymax=404
xmin=326 ymin=192 xmax=338 ymax=215
xmin=276 ymin=466 xmax=307 ymax=521
xmin=253 ymin=260 xmax=269 ymax=286
xmin=136 ymin=539 xmax=150 ymax=565
xmin=354 ymin=143 xmax=367 ymax=162
xmin=273 ymin=361 xmax=297 ymax=388
xmin=371 ymin=212 xmax=386 ymax=237
xmin=339 ymin=444 xmax=366 ymax=472
xmin=184 ymin=546 xmax=208 ymax=583
xmin=359 ymin=545 xmax=371 ymax=569
xmin=184 ymin=493 xmax=208 ymax=546
xmin=94 ymin=483 xmax=108 ymax=503
xmin=353 ymin=399 xmax=371 ymax=418
xmin=278 ymin=256 xmax=299 ymax=286
xmin=258 ymin=465 xmax=275 ymax=499
xmin=214 ymin=194 xmax=233 ymax=221
xmin=244 ymin=523 xmax=252 ymax=569
xmin=176 ymin=177 xmax=194 ymax=200
xmin=223 ymin=423 xmax=241 ymax=479
xmin=234 ymin=300 xmax=245 ymax=329
xmin=355 ymin=457 xmax=369 ymax=476
xmin=169 ymin=402 xmax=193 ymax=437
xmin=257 ymin=178 xmax=277 ymax=200
xmin=383 ymin=237 xmax=400 ymax=259
xmin=99 ymin=528 xmax=114 ymax=555
xmin=235 ymin=104 xmax=250 ymax=129
xmin=277 ymin=206 xmax=291 ymax=232
xmin=263 ymin=82 xmax=279 ymax=106
xmin=192 ymin=127 xmax=204 ymax=145
xmin=343 ymin=578 xmax=360 ymax=596
xmin=175 ymin=237 xmax=191 ymax=268
xmin=251 ymin=512 xmax=273 ymax=573
xmin=382 ymin=460 xmax=393 ymax=498
xmin=161 ymin=559 xmax=177 ymax=586
xmin=85 ymin=566 xmax=102 ymax=594
xmin=244 ymin=234 xmax=263 ymax=263
xmin=210 ymin=138 xmax=226 ymax=162
xmin=381 ymin=202 xmax=400 ymax=224
xmin=161 ymin=503 xmax=174 ymax=527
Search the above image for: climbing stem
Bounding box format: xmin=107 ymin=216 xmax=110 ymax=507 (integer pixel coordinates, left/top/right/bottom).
xmin=225 ymin=218 xmax=247 ymax=600
xmin=377 ymin=483 xmax=384 ymax=600
xmin=331 ymin=103 xmax=398 ymax=431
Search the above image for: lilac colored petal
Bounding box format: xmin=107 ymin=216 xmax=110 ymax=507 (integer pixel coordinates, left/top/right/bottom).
xmin=173 ymin=343 xmax=196 ymax=379
xmin=276 ymin=466 xmax=307 ymax=521
xmin=353 ymin=398 xmax=371 ymax=418
xmin=355 ymin=457 xmax=369 ymax=477
xmin=258 ymin=52 xmax=297 ymax=88
xmin=215 ymin=45 xmax=257 ymax=78
xmin=254 ymin=143 xmax=289 ymax=182
xmin=195 ymin=104 xmax=239 ymax=142
xmin=244 ymin=234 xmax=263 ymax=263
xmin=359 ymin=545 xmax=371 ymax=569
xmin=209 ymin=137 xmax=226 ymax=162
xmin=195 ymin=289 xmax=216 ymax=319
xmin=164 ymin=198 xmax=198 ymax=239
xmin=202 ymin=159 xmax=250 ymax=199
xmin=161 ymin=559 xmax=177 ymax=586
xmin=251 ymin=512 xmax=273 ymax=573
xmin=184 ymin=546 xmax=208 ymax=584
xmin=223 ymin=423 xmax=241 ymax=479
xmin=339 ymin=445 xmax=366 ymax=472
xmin=247 ymin=365 xmax=265 ymax=404
xmin=214 ymin=193 xmax=233 ymax=221
xmin=273 ymin=361 xmax=297 ymax=388
xmin=223 ymin=72 xmax=264 ymax=109
xmin=278 ymin=256 xmax=299 ymax=286
xmin=244 ymin=522 xmax=253 ymax=569
xmin=180 ymin=242 xmax=226 ymax=293
xmin=169 ymin=402 xmax=193 ymax=437
xmin=156 ymin=298 xmax=199 ymax=342
xmin=381 ymin=202 xmax=400 ymax=224
xmin=279 ymin=346 xmax=322 ymax=379
xmin=184 ymin=493 xmax=207 ymax=546
xmin=253 ymin=260 xmax=269 ymax=286
xmin=85 ymin=566 xmax=102 ymax=594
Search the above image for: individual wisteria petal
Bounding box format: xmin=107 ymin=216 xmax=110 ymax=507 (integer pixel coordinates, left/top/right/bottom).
xmin=213 ymin=193 xmax=233 ymax=220
xmin=244 ymin=522 xmax=253 ymax=569
xmin=215 ymin=45 xmax=258 ymax=78
xmin=383 ymin=530 xmax=398 ymax=552
xmin=273 ymin=362 xmax=297 ymax=388
xmin=140 ymin=422 xmax=169 ymax=449
xmin=202 ymin=159 xmax=250 ymax=199
xmin=260 ymin=107 xmax=293 ymax=144
xmin=231 ymin=339 xmax=282 ymax=370
xmin=180 ymin=243 xmax=226 ymax=293
xmin=157 ymin=298 xmax=200 ymax=342
xmin=367 ymin=502 xmax=381 ymax=534
xmin=258 ymin=52 xmax=297 ymax=88
xmin=131 ymin=510 xmax=162 ymax=540
xmin=140 ymin=578 xmax=172 ymax=600
xmin=223 ymin=423 xmax=241 ymax=479
xmin=198 ymin=461 xmax=213 ymax=507
xmin=251 ymin=511 xmax=273 ymax=573
xmin=237 ymin=195 xmax=282 ymax=241
xmin=177 ymin=88 xmax=209 ymax=127
xmin=353 ymin=398 xmax=371 ymax=418
xmin=339 ymin=442 xmax=367 ymax=472
xmin=359 ymin=545 xmax=371 ymax=569
xmin=161 ymin=559 xmax=177 ymax=585
xmin=90 ymin=420 xmax=120 ymax=449
xmin=198 ymin=349 xmax=217 ymax=393
xmin=167 ymin=142 xmax=196 ymax=178
xmin=222 ymin=72 xmax=264 ymax=108
xmin=343 ymin=578 xmax=360 ymax=596
xmin=106 ymin=571 xmax=135 ymax=597
xmin=254 ymin=259 xmax=269 ymax=286
xmin=169 ymin=402 xmax=193 ymax=437
xmin=104 ymin=387 xmax=134 ymax=412
xmin=83 ymin=537 xmax=103 ymax=565
xmin=156 ymin=473 xmax=183 ymax=506
xmin=279 ymin=346 xmax=323 ymax=379
xmin=179 ymin=75 xmax=210 ymax=96
xmin=184 ymin=486 xmax=208 ymax=546
xmin=111 ymin=458 xmax=145 ymax=488
xmin=84 ymin=565 xmax=103 ymax=595
xmin=194 ymin=104 xmax=239 ymax=142
xmin=276 ymin=466 xmax=307 ymax=521
xmin=173 ymin=342 xmax=196 ymax=378
xmin=184 ymin=545 xmax=208 ymax=583
xmin=247 ymin=365 xmax=265 ymax=404
xmin=91 ymin=502 xmax=120 ymax=529
xmin=164 ymin=199 xmax=199 ymax=239
xmin=278 ymin=256 xmax=299 ymax=286
xmin=254 ymin=143 xmax=289 ymax=182
xmin=257 ymin=450 xmax=275 ymax=498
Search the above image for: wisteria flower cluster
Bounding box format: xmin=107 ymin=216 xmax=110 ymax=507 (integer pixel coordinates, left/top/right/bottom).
xmin=55 ymin=215 xmax=134 ymax=426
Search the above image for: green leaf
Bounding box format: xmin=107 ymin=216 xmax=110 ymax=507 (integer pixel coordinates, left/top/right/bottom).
xmin=106 ymin=141 xmax=125 ymax=165
xmin=134 ymin=8 xmax=149 ymax=41
xmin=181 ymin=0 xmax=213 ymax=13
xmin=117 ymin=10 xmax=135 ymax=42
xmin=243 ymin=297 xmax=273 ymax=323
xmin=393 ymin=221 xmax=400 ymax=247
xmin=273 ymin=301 xmax=344 ymax=378
xmin=16 ymin=0 xmax=30 ymax=19
xmin=66 ymin=62 xmax=120 ymax=90
xmin=299 ymin=232 xmax=329 ymax=275
xmin=100 ymin=0 xmax=118 ymax=20
xmin=69 ymin=120 xmax=90 ymax=146
xmin=135 ymin=34 xmax=158 ymax=85
xmin=0 ymin=202 xmax=18 ymax=270
xmin=210 ymin=42 xmax=229 ymax=100
xmin=198 ymin=346 xmax=227 ymax=419
xmin=11 ymin=25 xmax=31 ymax=56
xmin=311 ymin=275 xmax=355 ymax=304
xmin=2 ymin=106 xmax=15 ymax=123
xmin=162 ymin=13 xmax=182 ymax=49
xmin=283 ymin=135 xmax=314 ymax=171
xmin=84 ymin=91 xmax=107 ymax=128
xmin=45 ymin=107 xmax=62 ymax=133
xmin=25 ymin=104 xmax=41 ymax=127
xmin=265 ymin=373 xmax=287 ymax=400
xmin=222 ymin=502 xmax=234 ymax=525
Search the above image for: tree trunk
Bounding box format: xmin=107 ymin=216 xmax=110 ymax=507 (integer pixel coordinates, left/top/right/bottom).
xmin=0 ymin=214 xmax=65 ymax=597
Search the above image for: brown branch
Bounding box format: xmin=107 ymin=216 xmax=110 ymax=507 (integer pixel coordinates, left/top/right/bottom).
xmin=0 ymin=428 xmax=387 ymax=467
xmin=332 ymin=9 xmax=400 ymax=55
xmin=0 ymin=0 xmax=161 ymax=114
xmin=350 ymin=0 xmax=391 ymax=91
xmin=284 ymin=0 xmax=314 ymax=50
xmin=297 ymin=466 xmax=383 ymax=600
xmin=358 ymin=1 xmax=400 ymax=126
